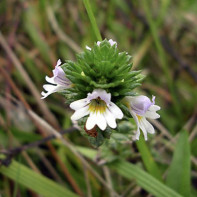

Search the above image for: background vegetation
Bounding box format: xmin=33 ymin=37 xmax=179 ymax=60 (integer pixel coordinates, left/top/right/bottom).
xmin=0 ymin=0 xmax=197 ymax=196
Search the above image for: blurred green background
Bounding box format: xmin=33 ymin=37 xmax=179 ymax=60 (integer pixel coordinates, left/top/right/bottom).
xmin=0 ymin=0 xmax=196 ymax=197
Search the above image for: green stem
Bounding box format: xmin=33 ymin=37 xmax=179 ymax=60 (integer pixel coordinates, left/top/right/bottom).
xmin=136 ymin=137 xmax=163 ymax=182
xmin=83 ymin=0 xmax=102 ymax=41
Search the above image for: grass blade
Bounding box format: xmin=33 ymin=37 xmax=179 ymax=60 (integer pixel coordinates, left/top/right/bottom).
xmin=0 ymin=160 xmax=78 ymax=197
xmin=83 ymin=0 xmax=102 ymax=41
xmin=109 ymin=160 xmax=182 ymax=197
xmin=166 ymin=130 xmax=191 ymax=196
xmin=77 ymin=146 xmax=182 ymax=197
xmin=136 ymin=137 xmax=163 ymax=181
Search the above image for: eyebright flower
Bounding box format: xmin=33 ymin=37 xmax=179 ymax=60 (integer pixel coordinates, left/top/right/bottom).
xmin=70 ymin=89 xmax=123 ymax=131
xmin=41 ymin=59 xmax=71 ymax=99
xmin=86 ymin=39 xmax=117 ymax=50
xmin=97 ymin=39 xmax=117 ymax=47
xmin=126 ymin=95 xmax=160 ymax=140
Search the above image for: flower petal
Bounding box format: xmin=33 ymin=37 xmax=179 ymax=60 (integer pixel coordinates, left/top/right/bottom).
xmin=144 ymin=111 xmax=160 ymax=119
xmin=96 ymin=112 xmax=107 ymax=131
xmin=135 ymin=129 xmax=141 ymax=140
xmin=141 ymin=118 xmax=155 ymax=134
xmin=41 ymin=85 xmax=65 ymax=99
xmin=45 ymin=76 xmax=55 ymax=84
xmin=148 ymin=105 xmax=161 ymax=112
xmin=53 ymin=66 xmax=70 ymax=86
xmin=104 ymin=109 xmax=117 ymax=129
xmin=87 ymin=89 xmax=111 ymax=105
xmin=86 ymin=46 xmax=91 ymax=50
xmin=97 ymin=41 xmax=101 ymax=46
xmin=70 ymin=98 xmax=89 ymax=110
xmin=130 ymin=110 xmax=140 ymax=140
xmin=56 ymin=59 xmax=62 ymax=67
xmin=86 ymin=113 xmax=97 ymax=130
xmin=71 ymin=105 xmax=89 ymax=121
xmin=129 ymin=95 xmax=153 ymax=115
xmin=108 ymin=39 xmax=117 ymax=46
xmin=139 ymin=119 xmax=148 ymax=141
xmin=108 ymin=102 xmax=123 ymax=119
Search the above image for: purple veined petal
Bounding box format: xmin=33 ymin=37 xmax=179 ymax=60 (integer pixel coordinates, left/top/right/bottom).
xmin=70 ymin=98 xmax=89 ymax=110
xmin=87 ymin=90 xmax=98 ymax=101
xmin=53 ymin=66 xmax=69 ymax=86
xmin=129 ymin=95 xmax=153 ymax=115
xmin=104 ymin=109 xmax=117 ymax=129
xmin=71 ymin=105 xmax=90 ymax=121
xmin=97 ymin=89 xmax=111 ymax=105
xmin=41 ymin=59 xmax=70 ymax=99
xmin=87 ymin=89 xmax=111 ymax=105
xmin=108 ymin=102 xmax=123 ymax=119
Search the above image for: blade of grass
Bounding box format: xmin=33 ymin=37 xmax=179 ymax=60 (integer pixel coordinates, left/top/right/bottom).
xmin=13 ymin=156 xmax=21 ymax=197
xmin=109 ymin=160 xmax=182 ymax=197
xmin=83 ymin=0 xmax=102 ymax=41
xmin=136 ymin=136 xmax=163 ymax=182
xmin=0 ymin=160 xmax=78 ymax=197
xmin=166 ymin=130 xmax=191 ymax=196
xmin=76 ymin=147 xmax=182 ymax=197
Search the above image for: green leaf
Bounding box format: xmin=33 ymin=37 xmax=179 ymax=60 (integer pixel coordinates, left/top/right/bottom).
xmin=166 ymin=130 xmax=191 ymax=196
xmin=77 ymin=147 xmax=182 ymax=197
xmin=0 ymin=160 xmax=78 ymax=197
xmin=136 ymin=137 xmax=163 ymax=181
xmin=109 ymin=160 xmax=182 ymax=197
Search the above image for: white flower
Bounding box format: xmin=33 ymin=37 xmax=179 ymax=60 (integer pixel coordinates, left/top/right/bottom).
xmin=126 ymin=95 xmax=161 ymax=141
xmin=85 ymin=46 xmax=92 ymax=50
xmin=70 ymin=89 xmax=123 ymax=131
xmin=97 ymin=39 xmax=117 ymax=47
xmin=41 ymin=59 xmax=70 ymax=99
xmin=86 ymin=39 xmax=117 ymax=51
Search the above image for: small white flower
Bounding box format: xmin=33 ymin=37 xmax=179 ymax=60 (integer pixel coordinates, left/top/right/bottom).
xmin=126 ymin=95 xmax=161 ymax=140
xmin=86 ymin=39 xmax=117 ymax=51
xmin=41 ymin=59 xmax=70 ymax=99
xmin=70 ymin=89 xmax=123 ymax=131
xmin=85 ymin=46 xmax=91 ymax=50
xmin=97 ymin=39 xmax=117 ymax=47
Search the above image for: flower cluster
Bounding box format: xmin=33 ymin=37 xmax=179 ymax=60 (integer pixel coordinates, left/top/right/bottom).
xmin=41 ymin=39 xmax=160 ymax=146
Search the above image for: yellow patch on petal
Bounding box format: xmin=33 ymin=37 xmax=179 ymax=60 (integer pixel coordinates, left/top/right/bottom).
xmin=88 ymin=98 xmax=107 ymax=114
xmin=136 ymin=115 xmax=142 ymax=121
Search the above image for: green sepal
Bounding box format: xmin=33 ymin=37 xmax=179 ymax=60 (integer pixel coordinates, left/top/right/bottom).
xmin=88 ymin=130 xmax=104 ymax=148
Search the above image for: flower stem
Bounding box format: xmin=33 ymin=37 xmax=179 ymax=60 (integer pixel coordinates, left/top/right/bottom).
xmin=83 ymin=0 xmax=102 ymax=41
